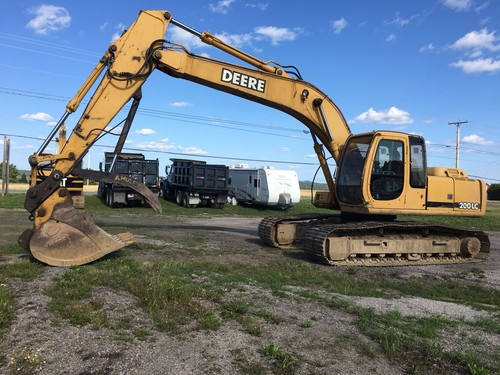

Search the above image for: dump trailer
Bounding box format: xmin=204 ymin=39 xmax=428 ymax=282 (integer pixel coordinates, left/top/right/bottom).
xmin=228 ymin=165 xmax=300 ymax=209
xmin=98 ymin=152 xmax=159 ymax=208
xmin=161 ymin=159 xmax=229 ymax=208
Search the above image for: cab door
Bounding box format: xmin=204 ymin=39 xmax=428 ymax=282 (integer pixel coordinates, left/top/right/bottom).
xmin=366 ymin=134 xmax=426 ymax=212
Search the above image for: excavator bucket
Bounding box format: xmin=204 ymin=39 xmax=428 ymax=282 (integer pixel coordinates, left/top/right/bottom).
xmin=24 ymin=201 xmax=134 ymax=267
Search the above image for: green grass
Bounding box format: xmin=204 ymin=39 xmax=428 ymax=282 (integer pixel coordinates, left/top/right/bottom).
xmin=45 ymin=258 xmax=222 ymax=334
xmin=7 ymin=347 xmax=44 ymax=375
xmin=0 ymin=244 xmax=29 ymax=257
xmin=0 ymin=258 xmax=44 ymax=281
xmin=1 ymin=192 xmax=500 ymax=373
xmin=0 ymin=244 xmax=497 ymax=373
xmin=0 ymin=193 xmax=25 ymax=209
xmin=2 ymin=192 xmax=499 ymax=230
xmin=0 ymin=282 xmax=14 ymax=335
xmin=260 ymin=342 xmax=300 ymax=374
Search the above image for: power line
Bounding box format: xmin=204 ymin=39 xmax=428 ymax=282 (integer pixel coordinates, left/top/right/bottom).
xmin=0 ymin=132 xmax=319 ymax=166
xmin=0 ymin=87 xmax=308 ymax=139
xmin=3 ymin=87 xmax=499 ymax=153
xmin=2 ymin=132 xmax=499 ymax=182
xmin=428 ymin=142 xmax=500 ymax=157
xmin=0 ymin=32 xmax=101 ymax=57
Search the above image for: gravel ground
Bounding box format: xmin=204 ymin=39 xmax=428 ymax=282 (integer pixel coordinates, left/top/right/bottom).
xmin=0 ymin=208 xmax=499 ymax=374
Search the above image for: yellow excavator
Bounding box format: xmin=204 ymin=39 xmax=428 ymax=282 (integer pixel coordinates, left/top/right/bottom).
xmin=19 ymin=10 xmax=489 ymax=267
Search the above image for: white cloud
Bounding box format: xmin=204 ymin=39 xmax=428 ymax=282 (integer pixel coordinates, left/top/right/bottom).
xmin=254 ymin=26 xmax=301 ymax=45
xmin=245 ymin=3 xmax=269 ymax=11
xmin=462 ymin=134 xmax=494 ymax=145
xmin=209 ymin=0 xmax=235 ymax=14
xmin=110 ymin=23 xmax=126 ymax=42
xmin=386 ymin=33 xmax=397 ymax=42
xmin=134 ymin=128 xmax=157 ymax=135
xmin=419 ymin=43 xmax=435 ymax=53
xmin=170 ymin=101 xmax=193 ymax=108
xmin=450 ymin=57 xmax=500 ymax=73
xmin=385 ymin=12 xmax=412 ymax=27
xmin=331 ymin=18 xmax=348 ymax=35
xmin=449 ymin=29 xmax=500 ymax=74
xmin=216 ymin=31 xmax=254 ymax=48
xmin=451 ymin=28 xmax=500 ymax=55
xmin=136 ymin=138 xmax=208 ymax=155
xmin=26 ymin=5 xmax=71 ymax=35
xmin=280 ymin=147 xmax=289 ymax=152
xmin=441 ymin=0 xmax=472 ymax=12
xmin=169 ymin=23 xmax=300 ymax=52
xmin=168 ymin=26 xmax=208 ymax=49
xmin=20 ymin=112 xmax=54 ymax=122
xmin=351 ymin=107 xmax=414 ymax=125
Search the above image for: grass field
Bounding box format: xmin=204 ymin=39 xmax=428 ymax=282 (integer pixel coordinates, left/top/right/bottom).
xmin=1 ymin=193 xmax=500 ymax=373
xmin=1 ymin=193 xmax=499 ymax=231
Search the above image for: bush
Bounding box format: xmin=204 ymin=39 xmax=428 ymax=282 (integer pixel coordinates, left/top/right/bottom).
xmin=487 ymin=183 xmax=500 ymax=200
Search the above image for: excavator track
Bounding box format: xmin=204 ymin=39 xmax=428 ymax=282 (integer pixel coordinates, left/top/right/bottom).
xmin=258 ymin=214 xmax=341 ymax=248
xmin=258 ymin=216 xmax=490 ymax=267
xmin=303 ymin=221 xmax=490 ymax=266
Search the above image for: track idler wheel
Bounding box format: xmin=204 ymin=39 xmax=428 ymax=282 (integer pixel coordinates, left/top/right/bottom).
xmin=460 ymin=237 xmax=481 ymax=257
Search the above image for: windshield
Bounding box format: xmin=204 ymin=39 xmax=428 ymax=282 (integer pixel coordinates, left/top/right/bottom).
xmin=336 ymin=136 xmax=371 ymax=205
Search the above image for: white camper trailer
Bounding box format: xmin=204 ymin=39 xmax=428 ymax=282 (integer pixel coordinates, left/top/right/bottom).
xmin=228 ymin=166 xmax=301 ymax=209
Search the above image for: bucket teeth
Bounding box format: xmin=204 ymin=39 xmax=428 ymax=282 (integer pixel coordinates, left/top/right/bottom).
xmin=113 ymin=232 xmax=135 ymax=246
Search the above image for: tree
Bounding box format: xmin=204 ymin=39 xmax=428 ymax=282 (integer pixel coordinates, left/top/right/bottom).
xmin=487 ymin=184 xmax=500 ymax=201
xmin=9 ymin=164 xmax=19 ymax=182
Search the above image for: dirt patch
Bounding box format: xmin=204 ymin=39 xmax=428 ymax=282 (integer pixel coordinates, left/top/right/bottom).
xmin=1 ymin=209 xmax=499 ymax=374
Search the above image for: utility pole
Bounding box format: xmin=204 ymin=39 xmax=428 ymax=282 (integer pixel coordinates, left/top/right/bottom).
xmin=448 ymin=119 xmax=468 ymax=169
xmin=2 ymin=136 xmax=10 ymax=196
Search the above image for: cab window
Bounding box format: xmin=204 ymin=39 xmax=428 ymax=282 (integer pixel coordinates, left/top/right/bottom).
xmin=370 ymin=139 xmax=404 ymax=200
xmin=336 ymin=136 xmax=370 ymax=204
xmin=409 ymin=136 xmax=426 ymax=188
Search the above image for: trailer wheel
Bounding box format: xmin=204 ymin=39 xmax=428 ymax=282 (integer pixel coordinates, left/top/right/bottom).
xmin=176 ymin=191 xmax=183 ymax=206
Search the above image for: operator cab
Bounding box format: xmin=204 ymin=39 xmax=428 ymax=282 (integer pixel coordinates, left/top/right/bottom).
xmin=336 ymin=132 xmax=427 ymax=213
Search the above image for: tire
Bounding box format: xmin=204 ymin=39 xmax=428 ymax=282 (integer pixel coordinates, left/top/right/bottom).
xmin=176 ymin=190 xmax=183 ymax=206
xmin=106 ymin=189 xmax=115 ymax=208
xmin=182 ymin=192 xmax=190 ymax=208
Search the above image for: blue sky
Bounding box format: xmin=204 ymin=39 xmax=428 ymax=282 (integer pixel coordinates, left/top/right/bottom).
xmin=0 ymin=0 xmax=499 ymax=184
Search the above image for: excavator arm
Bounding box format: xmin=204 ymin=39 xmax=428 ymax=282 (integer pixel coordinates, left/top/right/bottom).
xmin=20 ymin=10 xmax=352 ymax=266
xmin=158 ymin=15 xmax=352 ymax=166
